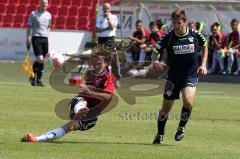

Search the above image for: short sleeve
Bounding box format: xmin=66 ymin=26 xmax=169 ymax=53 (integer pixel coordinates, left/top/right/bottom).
xmin=27 ymin=11 xmax=34 ymax=26
xmin=113 ymin=15 xmax=118 ymax=26
xmin=96 ymin=16 xmax=101 ymax=28
xmin=103 ymin=71 xmax=115 ymax=94
xmin=49 ymin=13 xmax=52 ymax=27
xmin=193 ymin=29 xmax=207 ymax=47
xmin=152 ymin=31 xmax=171 ymax=54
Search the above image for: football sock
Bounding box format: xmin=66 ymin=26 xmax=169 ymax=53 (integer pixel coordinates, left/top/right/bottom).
xmin=37 ymin=63 xmax=44 ymax=81
xmin=178 ymin=106 xmax=192 ymax=128
xmin=33 ymin=61 xmax=38 ymax=76
xmin=36 ymin=127 xmax=66 ymax=142
xmin=157 ymin=111 xmax=168 ymax=135
xmin=33 ymin=61 xmax=44 ymax=80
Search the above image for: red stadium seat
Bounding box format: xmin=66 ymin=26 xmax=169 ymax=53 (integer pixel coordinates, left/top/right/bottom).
xmin=48 ymin=6 xmax=58 ymax=16
xmin=27 ymin=5 xmax=38 ymax=15
xmin=49 ymin=0 xmax=61 ymax=7
xmin=11 ymin=0 xmax=19 ymax=6
xmin=61 ymin=0 xmax=72 ymax=7
xmin=89 ymin=17 xmax=95 ymax=30
xmin=68 ymin=6 xmax=79 ymax=17
xmin=55 ymin=16 xmax=66 ymax=29
xmin=82 ymin=0 xmax=93 ymax=8
xmin=0 ymin=0 xmax=9 ymax=5
xmin=78 ymin=16 xmax=88 ymax=30
xmin=51 ymin=17 xmax=56 ymax=28
xmin=19 ymin=0 xmax=30 ymax=6
xmin=13 ymin=15 xmax=24 ymax=27
xmin=90 ymin=8 xmax=96 ymax=18
xmin=3 ymin=15 xmax=14 ymax=27
xmin=78 ymin=7 xmax=90 ymax=17
xmin=17 ymin=5 xmax=28 ymax=16
xmin=72 ymin=0 xmax=82 ymax=7
xmin=58 ymin=6 xmax=68 ymax=17
xmin=30 ymin=0 xmax=39 ymax=6
xmin=6 ymin=4 xmax=17 ymax=15
xmin=67 ymin=16 xmax=78 ymax=30
xmin=22 ymin=15 xmax=28 ymax=27
xmin=0 ymin=4 xmax=6 ymax=15
xmin=0 ymin=14 xmax=3 ymax=27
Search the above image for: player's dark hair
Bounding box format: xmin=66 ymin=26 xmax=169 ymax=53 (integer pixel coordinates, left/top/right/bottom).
xmin=91 ymin=54 xmax=104 ymax=60
xmin=149 ymin=21 xmax=157 ymax=27
xmin=214 ymin=22 xmax=220 ymax=27
xmin=156 ymin=19 xmax=164 ymax=29
xmin=91 ymin=45 xmax=112 ymax=63
xmin=195 ymin=22 xmax=201 ymax=30
xmin=136 ymin=19 xmax=143 ymax=25
xmin=171 ymin=9 xmax=187 ymax=22
xmin=231 ymin=18 xmax=238 ymax=25
xmin=210 ymin=24 xmax=217 ymax=31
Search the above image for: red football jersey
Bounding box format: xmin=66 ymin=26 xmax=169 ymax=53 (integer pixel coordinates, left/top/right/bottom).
xmin=208 ymin=32 xmax=222 ymax=47
xmin=228 ymin=31 xmax=240 ymax=47
xmin=133 ymin=28 xmax=149 ymax=40
xmin=149 ymin=29 xmax=165 ymax=45
xmin=85 ymin=67 xmax=115 ymax=95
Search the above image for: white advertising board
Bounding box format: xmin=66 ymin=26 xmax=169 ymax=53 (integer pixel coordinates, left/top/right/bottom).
xmin=0 ymin=28 xmax=92 ymax=60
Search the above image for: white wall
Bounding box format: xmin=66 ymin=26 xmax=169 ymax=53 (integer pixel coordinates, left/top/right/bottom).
xmin=0 ymin=28 xmax=92 ymax=61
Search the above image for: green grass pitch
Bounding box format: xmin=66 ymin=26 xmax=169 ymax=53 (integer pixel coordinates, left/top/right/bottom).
xmin=0 ymin=62 xmax=240 ymax=159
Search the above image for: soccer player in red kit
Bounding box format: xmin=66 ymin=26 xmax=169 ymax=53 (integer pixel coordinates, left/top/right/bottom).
xmin=21 ymin=54 xmax=115 ymax=142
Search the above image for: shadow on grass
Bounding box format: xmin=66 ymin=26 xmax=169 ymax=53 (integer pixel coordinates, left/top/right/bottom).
xmin=45 ymin=140 xmax=174 ymax=147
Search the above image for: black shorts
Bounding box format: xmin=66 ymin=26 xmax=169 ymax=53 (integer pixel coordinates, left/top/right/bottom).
xmin=32 ymin=36 xmax=48 ymax=57
xmin=163 ymin=77 xmax=198 ymax=100
xmin=98 ymin=36 xmax=115 ymax=44
xmin=78 ymin=117 xmax=98 ymax=131
xmin=69 ymin=95 xmax=101 ymax=131
xmin=69 ymin=103 xmax=98 ymax=131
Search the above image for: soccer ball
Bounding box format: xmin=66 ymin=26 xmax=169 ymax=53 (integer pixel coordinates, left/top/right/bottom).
xmin=45 ymin=51 xmax=65 ymax=68
xmin=137 ymin=69 xmax=148 ymax=78
xmin=127 ymin=69 xmax=138 ymax=78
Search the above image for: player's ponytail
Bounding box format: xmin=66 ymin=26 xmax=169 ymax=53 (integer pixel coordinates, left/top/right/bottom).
xmin=171 ymin=9 xmax=187 ymax=22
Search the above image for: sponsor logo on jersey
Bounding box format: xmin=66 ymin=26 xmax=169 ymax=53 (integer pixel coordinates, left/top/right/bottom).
xmin=173 ymin=44 xmax=195 ymax=54
xmin=188 ymin=36 xmax=194 ymax=42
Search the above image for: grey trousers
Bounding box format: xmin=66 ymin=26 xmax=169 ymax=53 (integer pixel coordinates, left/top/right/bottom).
xmin=111 ymin=51 xmax=121 ymax=79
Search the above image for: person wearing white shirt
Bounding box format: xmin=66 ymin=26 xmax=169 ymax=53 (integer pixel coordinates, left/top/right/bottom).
xmin=26 ymin=0 xmax=51 ymax=86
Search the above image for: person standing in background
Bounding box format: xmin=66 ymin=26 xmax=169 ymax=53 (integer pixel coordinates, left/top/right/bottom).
xmin=95 ymin=3 xmax=122 ymax=87
xmin=26 ymin=0 xmax=51 ymax=86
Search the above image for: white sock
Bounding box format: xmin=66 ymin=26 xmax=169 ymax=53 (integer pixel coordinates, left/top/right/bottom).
xmin=36 ymin=127 xmax=66 ymax=142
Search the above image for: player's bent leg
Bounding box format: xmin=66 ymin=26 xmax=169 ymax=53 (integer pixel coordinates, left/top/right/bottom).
xmin=62 ymin=120 xmax=82 ymax=133
xmin=153 ymin=99 xmax=175 ymax=144
xmin=21 ymin=127 xmax=66 ymax=142
xmin=175 ymin=86 xmax=196 ymax=141
xmin=181 ymin=86 xmax=196 ymax=107
xmin=69 ymin=96 xmax=89 ymax=120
